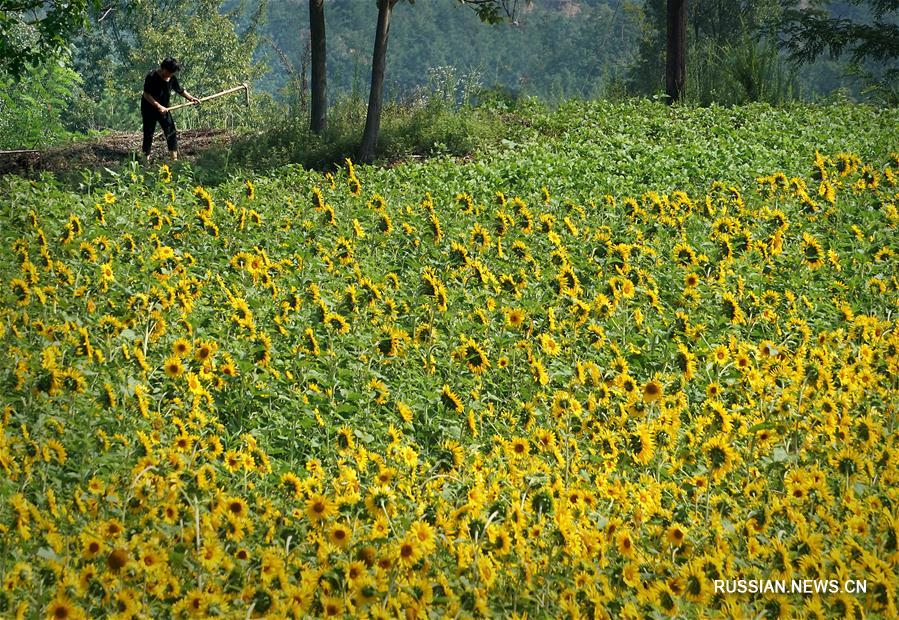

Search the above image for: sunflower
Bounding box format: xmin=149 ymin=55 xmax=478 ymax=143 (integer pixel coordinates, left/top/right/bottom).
xmin=368 ymin=378 xmax=390 ymax=404
xmin=325 ymin=312 xmax=350 ymax=334
xmin=305 ymin=493 xmax=336 ymax=523
xmin=439 ymin=439 xmax=465 ymax=470
xmin=409 ymin=520 xmax=437 ymax=555
xmin=618 ymin=373 xmax=638 ymax=397
xmin=653 ymin=581 xmax=679 ymax=617
xmin=489 ymin=527 xmax=512 ymax=556
xmin=61 ymin=368 xmax=87 ymax=393
xmin=704 ymin=435 xmax=738 ymax=482
xmin=556 ymin=264 xmax=581 ymax=295
xmin=99 ymin=262 xmax=114 ymax=283
xmin=46 ymin=593 xmax=85 ymax=620
xmin=802 ymin=232 xmax=825 ymax=269
xmin=609 ymin=276 xmax=635 ymax=300
xmin=172 ymin=337 xmax=192 ymax=357
xmin=676 ymin=343 xmax=697 ymax=380
xmin=329 ymin=522 xmax=352 ymax=548
xmin=470 ymin=223 xmax=492 ymax=248
xmin=80 ymin=533 xmax=105 ymax=560
xmin=506 ymin=307 xmax=526 ymax=329
xmin=161 ymin=354 xmax=184 ymax=378
xmin=629 ymin=425 xmax=655 ymax=465
xmin=539 ymin=333 xmax=560 ymax=356
xmin=441 ymin=384 xmax=464 ymax=413
xmin=665 ymin=524 xmax=687 ymax=547
xmin=455 ymin=338 xmax=490 ymax=374
xmin=395 ymin=401 xmax=413 ymax=423
xmin=231 ymin=298 xmax=254 ymax=330
xmin=508 ymin=437 xmax=530 ymax=458
xmin=673 ymin=242 xmax=698 ymax=267
xmin=302 ymin=328 xmax=320 ymax=356
xmin=721 ymin=292 xmax=745 ymax=325
xmin=376 ymin=329 xmax=403 ymax=357
xmin=281 ymin=472 xmax=303 ymax=500
xmin=621 ymin=561 xmax=641 ymax=587
xmin=336 ymin=426 xmax=355 ymax=450
xmin=194 ymin=339 xmax=216 ymax=363
xmin=594 ymin=293 xmax=615 ymax=318
xmin=616 ymin=530 xmax=636 ymax=558
xmin=223 ymin=496 xmax=249 ymax=522
xmin=682 ymin=560 xmax=711 ymax=604
xmin=421 ymin=267 xmax=449 ymax=311
xmin=104 ymin=547 xmax=129 ymax=573
xmin=643 ymin=379 xmax=664 ymax=403
xmin=552 ymin=391 xmax=582 ymax=417
xmin=456 ymin=191 xmax=475 ymax=214
xmin=828 ymin=445 xmax=862 ymax=477
xmin=10 ymin=278 xmax=30 ymax=305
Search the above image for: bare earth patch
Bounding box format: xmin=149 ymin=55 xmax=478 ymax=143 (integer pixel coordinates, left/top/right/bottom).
xmin=0 ymin=128 xmax=233 ymax=177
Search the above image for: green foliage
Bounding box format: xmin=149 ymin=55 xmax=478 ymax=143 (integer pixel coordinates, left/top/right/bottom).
xmin=0 ymin=0 xmax=92 ymax=77
xmin=263 ymin=0 xmax=643 ymax=104
xmin=688 ymin=33 xmax=796 ymax=106
xmin=457 ymin=0 xmax=523 ymax=24
xmin=775 ymin=1 xmax=899 ymax=100
xmin=777 ymin=0 xmax=899 ymax=67
xmin=626 ymin=0 xmax=892 ymax=104
xmin=187 ymin=98 xmax=899 ymax=196
xmin=193 ymin=94 xmax=511 ymax=183
xmin=0 ymin=53 xmax=83 ymax=149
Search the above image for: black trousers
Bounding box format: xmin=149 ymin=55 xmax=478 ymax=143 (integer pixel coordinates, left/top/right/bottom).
xmin=141 ymin=111 xmax=177 ymax=154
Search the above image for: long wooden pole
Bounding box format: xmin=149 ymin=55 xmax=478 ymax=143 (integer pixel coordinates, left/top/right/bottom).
xmin=166 ymin=83 xmax=249 ymax=111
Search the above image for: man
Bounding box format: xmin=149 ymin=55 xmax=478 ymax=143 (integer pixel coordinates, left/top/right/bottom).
xmin=140 ymin=58 xmax=200 ymax=163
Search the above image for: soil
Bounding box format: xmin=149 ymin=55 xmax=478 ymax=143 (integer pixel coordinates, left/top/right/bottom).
xmin=0 ymin=128 xmax=233 ymax=178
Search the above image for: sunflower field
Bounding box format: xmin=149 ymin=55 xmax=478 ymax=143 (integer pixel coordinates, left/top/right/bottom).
xmin=1 ymin=102 xmax=898 ymax=618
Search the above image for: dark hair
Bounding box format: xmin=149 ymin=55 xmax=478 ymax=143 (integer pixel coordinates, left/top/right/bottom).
xmin=160 ymin=58 xmax=181 ymax=72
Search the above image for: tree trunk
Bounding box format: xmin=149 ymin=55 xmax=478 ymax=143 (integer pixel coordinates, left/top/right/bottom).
xmin=666 ymin=0 xmax=686 ymax=103
xmin=309 ymin=0 xmax=327 ymax=133
xmin=358 ymin=0 xmax=394 ymax=163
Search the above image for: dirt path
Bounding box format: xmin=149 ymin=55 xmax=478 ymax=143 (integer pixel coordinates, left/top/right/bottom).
xmin=0 ymin=128 xmax=233 ymax=177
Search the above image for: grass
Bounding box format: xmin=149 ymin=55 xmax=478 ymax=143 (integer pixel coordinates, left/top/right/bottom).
xmin=192 ymin=95 xmax=515 ymax=184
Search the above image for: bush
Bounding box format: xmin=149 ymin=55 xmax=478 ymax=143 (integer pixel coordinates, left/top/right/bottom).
xmin=195 ymin=94 xmax=511 ymax=179
xmin=0 ymin=54 xmax=82 ymax=149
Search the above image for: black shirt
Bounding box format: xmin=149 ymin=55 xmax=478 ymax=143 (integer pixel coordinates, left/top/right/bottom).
xmin=141 ymin=70 xmax=184 ymax=115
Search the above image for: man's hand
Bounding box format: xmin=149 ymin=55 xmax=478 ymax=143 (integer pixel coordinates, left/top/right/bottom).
xmin=190 ymin=96 xmax=201 ymax=105
xmin=157 ymin=105 xmax=168 ymax=114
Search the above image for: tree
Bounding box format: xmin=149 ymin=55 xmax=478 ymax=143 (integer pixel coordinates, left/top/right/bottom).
xmin=630 ymin=1 xmax=795 ymax=104
xmin=358 ymin=0 xmax=398 ymax=164
xmin=458 ymin=0 xmax=523 ymax=24
xmin=357 ymin=0 xmax=527 ymax=164
xmin=0 ymin=0 xmax=93 ymax=78
xmin=666 ymin=0 xmax=686 ymax=102
xmin=776 ymin=0 xmax=898 ymax=85
xmin=0 ymin=49 xmax=83 ymax=148
xmin=309 ymin=0 xmax=326 ymax=133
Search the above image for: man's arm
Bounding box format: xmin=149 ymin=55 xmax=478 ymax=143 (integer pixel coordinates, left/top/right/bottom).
xmin=172 ymin=76 xmax=200 ymax=104
xmin=142 ymin=91 xmax=168 ymax=114
xmin=179 ymin=89 xmax=201 ymax=104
